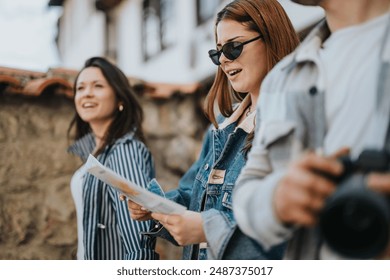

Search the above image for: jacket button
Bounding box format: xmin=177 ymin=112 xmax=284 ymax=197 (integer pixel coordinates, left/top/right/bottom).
xmin=309 ymin=86 xmax=318 ymax=96
xmin=97 ymin=223 xmax=106 ymax=229
xmin=204 ymin=164 xmax=209 ymax=170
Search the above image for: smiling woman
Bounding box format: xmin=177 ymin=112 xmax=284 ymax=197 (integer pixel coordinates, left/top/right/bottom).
xmin=74 ymin=67 xmax=119 ymax=147
xmin=67 ymin=56 xmax=159 ymax=260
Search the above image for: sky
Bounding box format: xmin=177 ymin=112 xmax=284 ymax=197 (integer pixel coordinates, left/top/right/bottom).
xmin=0 ymin=0 xmax=62 ymax=72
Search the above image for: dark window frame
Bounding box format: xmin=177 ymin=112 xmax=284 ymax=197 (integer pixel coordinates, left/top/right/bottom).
xmin=142 ymin=0 xmax=175 ymax=61
xmin=196 ymin=0 xmax=222 ymax=26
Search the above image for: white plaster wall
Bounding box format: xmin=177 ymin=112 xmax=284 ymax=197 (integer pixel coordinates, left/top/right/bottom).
xmin=117 ymin=0 xmax=217 ymax=83
xmin=116 ymin=0 xmax=144 ymax=78
xmin=59 ymin=0 xmax=106 ymax=70
xmin=115 ymin=0 xmax=324 ymax=83
xmin=57 ymin=0 xmax=325 ymax=83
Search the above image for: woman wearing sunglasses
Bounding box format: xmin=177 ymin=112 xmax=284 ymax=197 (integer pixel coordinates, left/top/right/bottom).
xmin=128 ymin=0 xmax=299 ymax=260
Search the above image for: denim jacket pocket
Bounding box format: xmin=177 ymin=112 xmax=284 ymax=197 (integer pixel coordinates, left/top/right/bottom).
xmin=261 ymin=121 xmax=295 ymax=149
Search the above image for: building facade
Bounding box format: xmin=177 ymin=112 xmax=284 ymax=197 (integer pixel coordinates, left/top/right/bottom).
xmin=49 ymin=0 xmax=324 ymax=83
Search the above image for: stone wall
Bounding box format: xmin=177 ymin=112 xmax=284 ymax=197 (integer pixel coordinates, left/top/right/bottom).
xmin=0 ymin=91 xmax=208 ymax=260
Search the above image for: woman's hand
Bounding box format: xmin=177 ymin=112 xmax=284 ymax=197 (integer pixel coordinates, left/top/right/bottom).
xmin=120 ymin=194 xmax=152 ymax=221
xmin=151 ymin=210 xmax=206 ymax=246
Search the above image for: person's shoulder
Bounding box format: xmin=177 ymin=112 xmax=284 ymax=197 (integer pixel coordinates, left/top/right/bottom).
xmin=112 ymin=132 xmax=150 ymax=153
xmin=258 ymin=53 xmax=298 ymax=121
xmin=259 ymin=51 xmax=296 ymax=102
xmin=266 ymin=52 xmax=296 ymax=81
xmin=264 ymin=19 xmax=327 ymax=85
xmin=108 ymin=136 xmax=153 ymax=170
xmin=114 ymin=131 xmax=138 ymax=143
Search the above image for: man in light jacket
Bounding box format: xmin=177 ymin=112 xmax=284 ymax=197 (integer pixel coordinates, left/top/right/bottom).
xmin=233 ymin=0 xmax=390 ymax=259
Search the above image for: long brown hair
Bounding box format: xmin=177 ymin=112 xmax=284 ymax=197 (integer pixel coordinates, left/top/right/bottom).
xmin=67 ymin=57 xmax=146 ymax=155
xmin=205 ymin=0 xmax=299 ymax=128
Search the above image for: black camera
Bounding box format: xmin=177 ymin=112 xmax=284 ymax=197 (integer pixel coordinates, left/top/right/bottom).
xmin=318 ymin=149 xmax=390 ymax=259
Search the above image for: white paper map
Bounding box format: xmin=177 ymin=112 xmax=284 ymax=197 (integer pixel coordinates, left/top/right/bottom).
xmin=85 ymin=154 xmax=187 ymax=215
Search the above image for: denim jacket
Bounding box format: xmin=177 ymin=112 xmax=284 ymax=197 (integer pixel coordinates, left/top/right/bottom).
xmin=147 ymin=96 xmax=285 ymax=260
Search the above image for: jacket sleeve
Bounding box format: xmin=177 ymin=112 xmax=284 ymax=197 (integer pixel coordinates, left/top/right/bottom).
xmin=108 ymin=140 xmax=159 ymax=260
xmin=202 ymin=208 xmax=286 ymax=260
xmin=232 ymin=111 xmax=294 ymax=251
xmin=164 ymin=124 xmax=214 ymax=205
xmin=143 ymin=125 xmax=214 ymax=246
xmin=140 ymin=126 xmax=212 ymax=246
xmin=201 ymin=208 xmax=236 ymax=259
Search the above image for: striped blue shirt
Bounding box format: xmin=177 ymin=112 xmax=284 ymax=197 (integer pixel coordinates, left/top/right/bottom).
xmin=68 ymin=132 xmax=158 ymax=260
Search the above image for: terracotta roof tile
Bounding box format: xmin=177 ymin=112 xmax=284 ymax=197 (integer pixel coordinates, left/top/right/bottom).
xmin=0 ymin=66 xmax=204 ymax=100
xmin=23 ymin=77 xmax=73 ymax=98
xmin=0 ymin=66 xmax=46 ymax=79
xmin=0 ymin=74 xmax=21 ymax=87
xmin=0 ymin=67 xmax=73 ymax=98
xmin=142 ymin=82 xmax=201 ymax=99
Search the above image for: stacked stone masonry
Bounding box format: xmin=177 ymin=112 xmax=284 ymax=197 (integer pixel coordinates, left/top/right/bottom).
xmin=0 ymin=88 xmax=209 ymax=260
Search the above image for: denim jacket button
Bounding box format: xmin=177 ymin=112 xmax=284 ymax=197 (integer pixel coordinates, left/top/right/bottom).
xmin=204 ymin=164 xmax=209 ymax=170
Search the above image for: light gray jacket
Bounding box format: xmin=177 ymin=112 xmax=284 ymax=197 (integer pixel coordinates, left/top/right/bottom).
xmin=233 ymin=16 xmax=390 ymax=259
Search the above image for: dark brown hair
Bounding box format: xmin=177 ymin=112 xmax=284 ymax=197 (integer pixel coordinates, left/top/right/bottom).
xmin=68 ymin=56 xmax=145 ymax=155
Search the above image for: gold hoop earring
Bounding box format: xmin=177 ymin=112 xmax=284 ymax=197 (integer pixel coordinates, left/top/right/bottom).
xmin=119 ymin=104 xmax=124 ymax=112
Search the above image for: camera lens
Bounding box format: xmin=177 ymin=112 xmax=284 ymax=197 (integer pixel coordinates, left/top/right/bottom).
xmin=319 ymin=175 xmax=390 ymax=259
xmin=343 ymin=200 xmax=374 ymax=231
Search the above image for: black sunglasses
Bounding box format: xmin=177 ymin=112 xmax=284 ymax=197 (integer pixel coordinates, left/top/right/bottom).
xmin=208 ymin=35 xmax=262 ymax=66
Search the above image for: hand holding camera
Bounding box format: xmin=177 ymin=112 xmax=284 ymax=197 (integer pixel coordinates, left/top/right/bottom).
xmin=276 ymin=147 xmax=390 ymax=259
xmin=274 ymin=148 xmax=346 ymax=226
xmin=319 ymin=149 xmax=390 ymax=259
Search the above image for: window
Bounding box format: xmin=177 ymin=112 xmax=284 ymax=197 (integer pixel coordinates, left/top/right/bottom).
xmin=105 ymin=12 xmax=118 ymax=61
xmin=142 ymin=0 xmax=176 ymax=61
